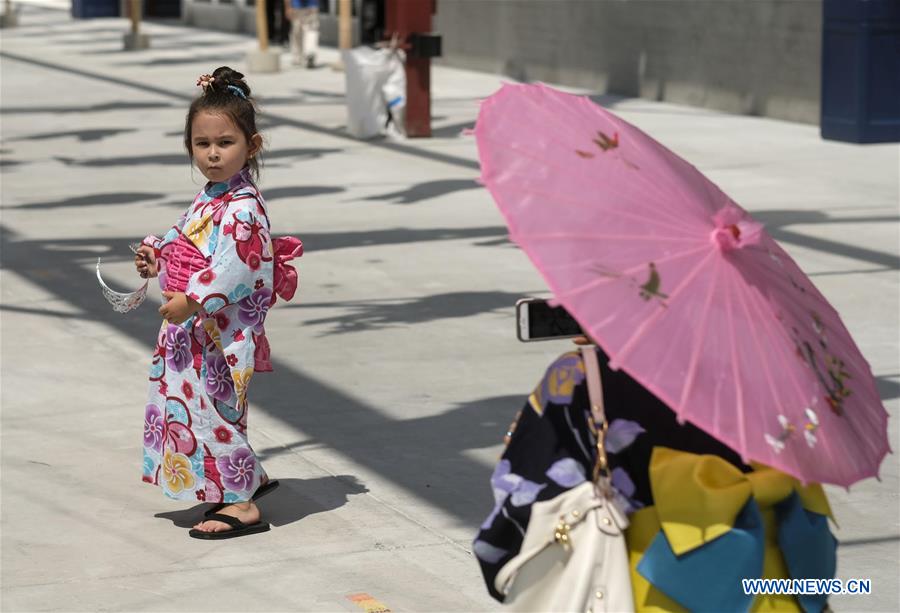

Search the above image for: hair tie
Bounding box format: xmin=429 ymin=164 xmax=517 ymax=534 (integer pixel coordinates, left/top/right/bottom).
xmin=196 ymin=74 xmax=214 ymax=90
xmin=227 ymin=85 xmax=248 ymax=100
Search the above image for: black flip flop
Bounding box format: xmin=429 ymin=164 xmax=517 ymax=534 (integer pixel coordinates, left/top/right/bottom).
xmin=253 ymin=479 xmax=280 ymax=501
xmin=203 ymin=479 xmax=280 ymax=518
xmin=189 ymin=513 xmax=271 ymax=540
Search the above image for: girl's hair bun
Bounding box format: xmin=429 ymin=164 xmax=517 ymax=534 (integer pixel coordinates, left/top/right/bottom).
xmin=210 ymin=66 xmax=251 ymax=99
xmin=186 ymin=66 xmax=262 ymax=180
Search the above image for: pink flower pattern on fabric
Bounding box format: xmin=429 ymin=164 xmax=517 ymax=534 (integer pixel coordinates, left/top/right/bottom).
xmin=197 ymin=268 xmax=216 ymax=285
xmin=214 ymin=426 xmax=233 ymax=444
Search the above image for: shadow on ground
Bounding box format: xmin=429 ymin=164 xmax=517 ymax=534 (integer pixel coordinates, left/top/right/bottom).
xmin=11 ymin=128 xmax=136 ymax=143
xmin=754 ymin=210 xmax=900 ymax=270
xmin=6 ymin=192 xmax=165 ymax=210
xmin=153 ymin=475 xmax=369 ymax=529
xmin=296 ymin=226 xmax=508 ymax=252
xmin=53 ymin=147 xmax=344 ymax=168
xmin=0 ymin=100 xmax=175 ymax=115
xmin=876 ymin=376 xmax=900 ymax=401
xmin=292 ymin=291 xmax=526 ymax=335
xmin=361 ymin=179 xmax=480 ymax=205
xmin=265 ymin=185 xmax=346 ymax=201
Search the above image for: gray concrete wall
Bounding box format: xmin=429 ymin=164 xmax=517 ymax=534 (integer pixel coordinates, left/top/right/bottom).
xmin=434 ymin=0 xmax=822 ymax=124
xmin=183 ymin=1 xmax=244 ymax=32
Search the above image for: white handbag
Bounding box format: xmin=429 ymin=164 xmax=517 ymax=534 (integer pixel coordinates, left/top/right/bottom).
xmin=495 ymin=347 xmax=635 ymax=613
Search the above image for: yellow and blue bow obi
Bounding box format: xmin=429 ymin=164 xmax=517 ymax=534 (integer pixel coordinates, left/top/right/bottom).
xmin=627 ymin=448 xmax=837 ymax=612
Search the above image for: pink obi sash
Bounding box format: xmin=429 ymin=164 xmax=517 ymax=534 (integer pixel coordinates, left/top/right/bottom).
xmin=160 ymin=234 xmax=208 ymax=293
xmin=159 ymin=234 xmax=274 ymax=373
xmin=258 ymin=236 xmax=302 ymax=372
xmin=272 ymin=236 xmax=304 ymax=304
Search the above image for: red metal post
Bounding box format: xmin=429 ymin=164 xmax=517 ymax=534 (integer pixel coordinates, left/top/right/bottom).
xmin=385 ymin=0 xmax=434 ymax=137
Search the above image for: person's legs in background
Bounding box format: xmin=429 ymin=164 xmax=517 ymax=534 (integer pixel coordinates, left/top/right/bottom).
xmin=289 ymin=10 xmax=303 ymax=65
xmin=269 ymin=0 xmax=287 ymax=46
xmin=266 ymin=0 xmax=277 ymax=45
xmin=299 ymin=7 xmax=320 ymax=68
xmin=279 ymin=2 xmax=291 ymax=47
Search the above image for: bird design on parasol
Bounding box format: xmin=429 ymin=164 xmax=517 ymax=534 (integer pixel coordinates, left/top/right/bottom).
xmin=575 ymin=131 xmax=639 ymax=169
xmin=638 ymin=262 xmax=668 ymax=302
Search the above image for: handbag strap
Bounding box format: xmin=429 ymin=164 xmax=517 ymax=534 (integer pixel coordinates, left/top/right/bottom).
xmin=581 ymin=346 xmax=612 ymax=491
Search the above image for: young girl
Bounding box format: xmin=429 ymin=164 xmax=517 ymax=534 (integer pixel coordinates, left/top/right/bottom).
xmin=135 ymin=66 xmax=302 ymax=540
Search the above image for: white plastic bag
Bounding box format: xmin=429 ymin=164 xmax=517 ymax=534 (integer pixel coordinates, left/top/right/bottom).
xmin=343 ymin=46 xmax=406 ymax=139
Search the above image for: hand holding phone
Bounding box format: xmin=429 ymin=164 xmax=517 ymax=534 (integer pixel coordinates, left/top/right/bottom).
xmin=516 ymin=298 xmax=584 ymax=342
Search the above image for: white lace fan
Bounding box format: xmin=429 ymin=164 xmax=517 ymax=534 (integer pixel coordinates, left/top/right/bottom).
xmin=96 ymin=243 xmax=149 ymax=313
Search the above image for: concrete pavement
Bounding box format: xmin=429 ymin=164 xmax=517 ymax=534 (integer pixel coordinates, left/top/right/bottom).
xmin=1 ymin=4 xmax=899 ymax=612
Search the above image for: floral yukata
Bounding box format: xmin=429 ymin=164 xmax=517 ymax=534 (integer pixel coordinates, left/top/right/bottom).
xmin=141 ymin=167 xmax=302 ymax=504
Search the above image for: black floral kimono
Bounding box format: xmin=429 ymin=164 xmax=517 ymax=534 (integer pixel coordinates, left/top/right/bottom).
xmin=474 ymin=348 xmax=837 ymax=612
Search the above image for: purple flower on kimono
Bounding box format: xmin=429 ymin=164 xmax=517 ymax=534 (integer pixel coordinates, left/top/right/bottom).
xmin=509 ymin=480 xmax=547 ymax=507
xmin=215 ymin=447 xmax=256 ymax=492
xmin=165 ymin=324 xmax=192 ymax=373
xmin=610 ymin=466 xmax=643 ymax=514
xmin=491 ymin=460 xmax=522 ymax=501
xmin=606 ymin=419 xmax=645 ymax=454
xmin=481 ymin=460 xmax=517 ymax=529
xmin=473 ymin=539 xmax=509 ymax=564
xmin=480 ymin=460 xmax=546 ymax=529
xmin=205 ymin=353 xmax=234 ymax=402
xmin=237 ymin=287 xmax=272 ymax=331
xmin=143 ymin=404 xmax=164 ymax=452
xmin=546 ymin=457 xmax=587 ymax=488
xmin=611 ymin=467 xmax=635 ymax=498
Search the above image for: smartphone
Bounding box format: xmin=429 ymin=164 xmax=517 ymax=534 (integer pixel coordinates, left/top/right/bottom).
xmin=516 ymin=298 xmax=584 ymax=342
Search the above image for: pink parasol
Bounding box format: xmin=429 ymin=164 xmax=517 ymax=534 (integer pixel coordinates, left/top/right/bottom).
xmin=475 ymin=82 xmax=889 ymax=487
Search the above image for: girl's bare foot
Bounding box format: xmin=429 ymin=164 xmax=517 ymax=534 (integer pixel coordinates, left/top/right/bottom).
xmin=192 ymin=501 xmax=260 ymax=533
